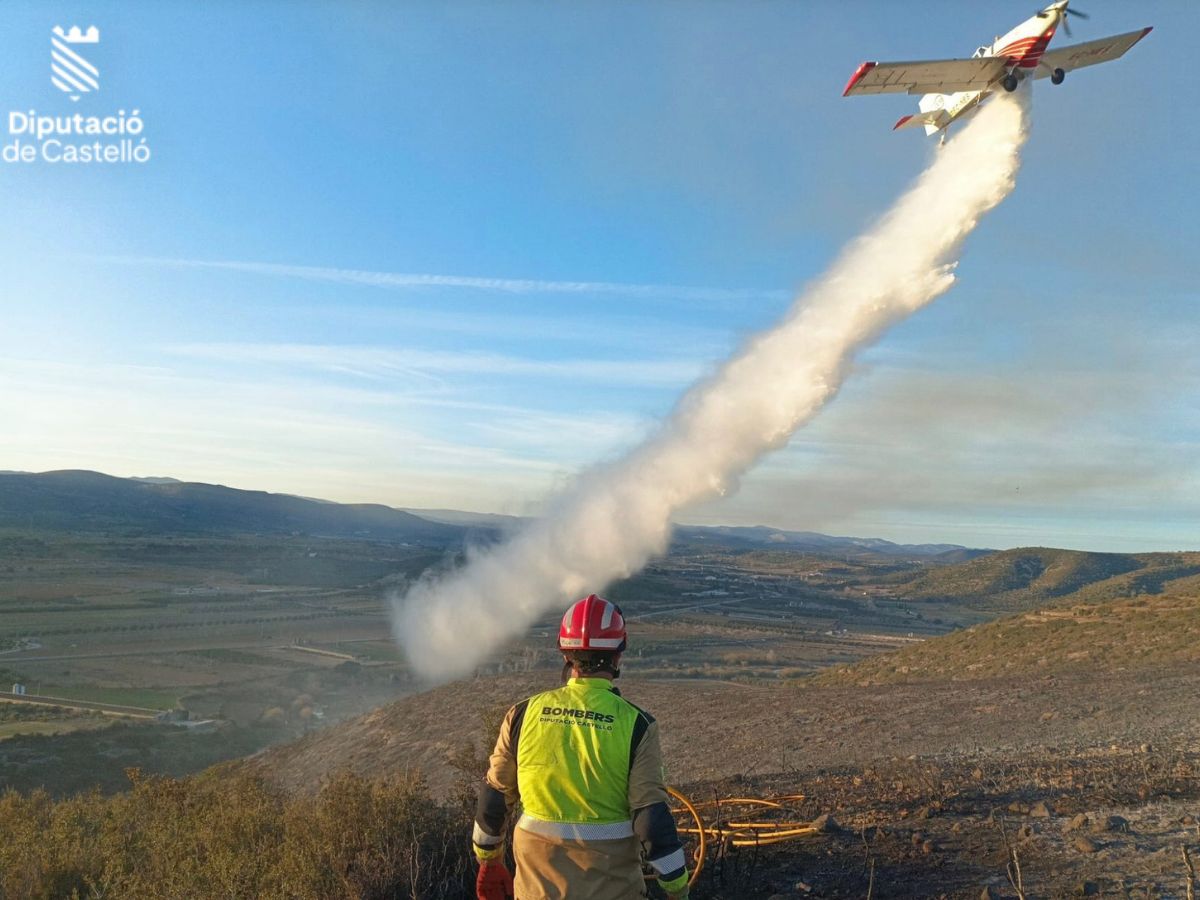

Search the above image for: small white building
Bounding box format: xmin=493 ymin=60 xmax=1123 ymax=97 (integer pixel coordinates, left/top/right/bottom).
xmin=11 ymin=683 xmax=27 ymax=695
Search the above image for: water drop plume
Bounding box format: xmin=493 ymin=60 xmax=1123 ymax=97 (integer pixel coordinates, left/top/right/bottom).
xmin=395 ymin=92 xmax=1031 ymax=682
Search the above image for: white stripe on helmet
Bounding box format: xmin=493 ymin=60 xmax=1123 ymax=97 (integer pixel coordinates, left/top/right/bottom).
xmin=585 ymin=636 xmax=624 ymax=648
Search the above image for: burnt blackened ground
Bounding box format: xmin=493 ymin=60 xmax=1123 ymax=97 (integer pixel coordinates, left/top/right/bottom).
xmin=248 ymin=663 xmax=1200 ymax=897
xmin=680 ymin=746 xmax=1200 ymax=899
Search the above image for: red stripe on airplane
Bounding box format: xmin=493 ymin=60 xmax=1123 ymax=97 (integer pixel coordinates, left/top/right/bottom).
xmin=998 ymin=41 xmax=1039 ymax=56
xmin=997 ymin=38 xmax=1040 ymax=50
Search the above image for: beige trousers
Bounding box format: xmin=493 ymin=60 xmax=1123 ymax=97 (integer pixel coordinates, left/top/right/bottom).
xmin=512 ymin=825 xmax=648 ymax=900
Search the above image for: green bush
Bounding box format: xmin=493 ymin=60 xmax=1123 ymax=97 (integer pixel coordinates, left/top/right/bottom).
xmin=0 ymin=769 xmax=474 ymax=899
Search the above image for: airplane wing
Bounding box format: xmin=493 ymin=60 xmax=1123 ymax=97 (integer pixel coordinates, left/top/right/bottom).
xmin=1035 ymin=27 xmax=1153 ymax=77
xmin=843 ymin=57 xmax=1008 ymax=96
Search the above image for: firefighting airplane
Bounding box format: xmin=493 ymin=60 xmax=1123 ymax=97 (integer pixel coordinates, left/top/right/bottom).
xmin=842 ymin=1 xmax=1152 ymax=138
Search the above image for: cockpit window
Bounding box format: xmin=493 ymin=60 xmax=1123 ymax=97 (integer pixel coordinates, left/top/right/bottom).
xmin=972 ymin=46 xmax=990 ymax=58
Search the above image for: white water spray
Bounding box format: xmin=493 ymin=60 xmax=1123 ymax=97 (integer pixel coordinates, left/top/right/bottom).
xmin=395 ymin=93 xmax=1030 ymax=682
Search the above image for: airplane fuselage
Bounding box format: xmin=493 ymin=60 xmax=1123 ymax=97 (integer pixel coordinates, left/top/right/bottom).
xmin=915 ymin=9 xmax=1060 ymax=135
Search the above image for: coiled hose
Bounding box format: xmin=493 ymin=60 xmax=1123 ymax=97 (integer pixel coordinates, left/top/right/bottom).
xmin=646 ymin=788 xmax=820 ymax=888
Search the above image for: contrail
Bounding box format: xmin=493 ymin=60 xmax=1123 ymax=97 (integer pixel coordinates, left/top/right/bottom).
xmin=395 ymin=92 xmax=1031 ymax=683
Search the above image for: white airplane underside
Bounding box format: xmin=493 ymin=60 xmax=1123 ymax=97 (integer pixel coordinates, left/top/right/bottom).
xmin=843 ymin=1 xmax=1151 ymax=137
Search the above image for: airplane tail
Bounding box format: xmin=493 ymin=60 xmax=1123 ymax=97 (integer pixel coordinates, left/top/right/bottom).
xmin=894 ymin=93 xmax=955 ymax=135
xmin=893 ymin=109 xmax=949 ymax=134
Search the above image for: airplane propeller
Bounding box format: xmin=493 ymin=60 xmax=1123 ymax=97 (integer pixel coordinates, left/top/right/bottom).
xmin=1038 ymin=5 xmax=1090 ymax=38
xmin=1061 ymin=7 xmax=1089 ymax=37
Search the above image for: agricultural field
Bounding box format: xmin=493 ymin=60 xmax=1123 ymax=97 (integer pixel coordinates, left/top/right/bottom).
xmin=0 ymin=531 xmax=452 ymax=793
xmin=0 ymin=702 xmax=108 ymax=740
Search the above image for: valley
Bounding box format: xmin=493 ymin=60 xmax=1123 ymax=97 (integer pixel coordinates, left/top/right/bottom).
xmin=1 ymin=473 xmax=1198 ymax=897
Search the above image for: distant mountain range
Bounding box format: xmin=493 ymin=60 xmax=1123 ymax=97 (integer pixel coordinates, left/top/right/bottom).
xmin=0 ymin=470 xmax=984 ymax=558
xmin=0 ymin=470 xmax=460 ymax=544
xmin=670 ymin=524 xmax=983 ymax=559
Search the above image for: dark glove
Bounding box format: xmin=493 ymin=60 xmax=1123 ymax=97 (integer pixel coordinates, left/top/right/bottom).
xmin=476 ymin=859 xmax=514 ymax=900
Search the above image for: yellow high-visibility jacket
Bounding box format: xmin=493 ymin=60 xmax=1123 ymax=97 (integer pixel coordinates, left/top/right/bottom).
xmin=473 ymin=677 xmax=688 ymax=899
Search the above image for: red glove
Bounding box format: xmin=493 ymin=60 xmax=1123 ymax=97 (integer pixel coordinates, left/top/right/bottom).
xmin=476 ymin=860 xmax=514 ymax=900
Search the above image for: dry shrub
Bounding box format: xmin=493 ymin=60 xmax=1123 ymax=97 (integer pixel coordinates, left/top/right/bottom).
xmin=0 ymin=769 xmax=473 ymax=900
xmin=271 ymin=771 xmax=472 ymax=900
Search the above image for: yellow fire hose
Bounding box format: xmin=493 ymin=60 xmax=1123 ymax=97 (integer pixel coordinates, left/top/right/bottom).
xmin=646 ymin=788 xmax=820 ymax=888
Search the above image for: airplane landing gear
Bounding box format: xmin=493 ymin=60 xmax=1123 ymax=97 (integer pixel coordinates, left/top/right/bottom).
xmin=1002 ymin=73 xmax=1019 ymax=92
xmin=1050 ymin=67 xmax=1066 ymax=84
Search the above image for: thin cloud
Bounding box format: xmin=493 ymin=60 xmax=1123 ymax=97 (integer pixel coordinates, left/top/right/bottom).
xmin=166 ymin=342 xmax=705 ymax=386
xmin=0 ymin=357 xmax=569 ymax=492
xmin=97 ymin=255 xmax=791 ymax=305
xmin=292 ymin=305 xmax=733 ymax=356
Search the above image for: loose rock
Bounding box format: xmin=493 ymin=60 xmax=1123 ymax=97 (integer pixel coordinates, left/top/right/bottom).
xmin=1072 ymin=836 xmax=1099 ymax=853
xmin=811 ymin=813 xmax=840 ymax=833
xmin=1030 ymin=800 xmax=1053 ymax=818
xmin=1091 ymin=815 xmax=1129 ymax=834
xmin=1064 ymin=813 xmax=1089 ymax=834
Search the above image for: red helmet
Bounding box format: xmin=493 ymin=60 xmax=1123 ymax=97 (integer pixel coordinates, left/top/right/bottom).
xmin=558 ymin=594 xmax=627 ymax=652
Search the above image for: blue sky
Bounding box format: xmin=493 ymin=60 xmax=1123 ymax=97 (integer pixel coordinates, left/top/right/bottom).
xmin=1 ymin=1 xmax=1196 ymax=551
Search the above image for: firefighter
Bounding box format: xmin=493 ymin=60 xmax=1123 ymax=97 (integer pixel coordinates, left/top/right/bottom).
xmin=472 ymin=594 xmax=689 ymax=900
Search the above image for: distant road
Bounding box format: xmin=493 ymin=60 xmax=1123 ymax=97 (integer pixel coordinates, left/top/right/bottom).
xmin=9 ymin=644 xmax=318 ymax=664
xmin=625 ymin=596 xmax=750 ymax=620
xmin=5 ymin=650 xmax=192 ymax=663
xmin=7 ymin=640 xmax=380 ymax=665
xmin=0 ymin=690 xmax=161 ymax=717
xmin=0 ymin=608 xmax=371 ymax=641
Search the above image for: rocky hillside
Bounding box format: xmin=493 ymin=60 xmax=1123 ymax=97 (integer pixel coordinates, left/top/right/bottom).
xmin=242 ymin=657 xmax=1200 ymax=804
xmin=816 ymin=591 xmax=1200 ymax=687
